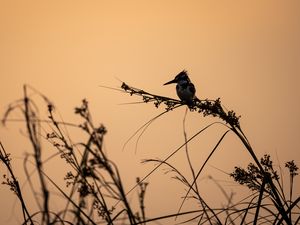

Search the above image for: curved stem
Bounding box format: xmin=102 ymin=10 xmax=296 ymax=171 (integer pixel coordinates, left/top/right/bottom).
xmin=230 ymin=125 xmax=291 ymax=225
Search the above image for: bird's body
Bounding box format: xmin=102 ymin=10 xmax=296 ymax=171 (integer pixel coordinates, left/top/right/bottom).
xmin=164 ymin=70 xmax=196 ymax=105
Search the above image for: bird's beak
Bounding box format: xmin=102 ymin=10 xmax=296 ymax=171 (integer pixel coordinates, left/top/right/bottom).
xmin=163 ymin=79 xmax=177 ymax=85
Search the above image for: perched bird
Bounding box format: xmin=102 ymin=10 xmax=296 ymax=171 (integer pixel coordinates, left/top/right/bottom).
xmin=164 ymin=70 xmax=196 ymax=105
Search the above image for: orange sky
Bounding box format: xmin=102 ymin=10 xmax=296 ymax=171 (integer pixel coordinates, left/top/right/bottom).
xmin=1 ymin=1 xmax=300 ymax=224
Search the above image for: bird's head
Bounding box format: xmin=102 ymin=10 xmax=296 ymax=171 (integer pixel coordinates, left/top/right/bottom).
xmin=164 ymin=70 xmax=190 ymax=85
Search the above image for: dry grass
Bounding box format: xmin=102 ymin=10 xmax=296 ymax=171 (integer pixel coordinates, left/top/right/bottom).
xmin=0 ymin=84 xmax=299 ymax=225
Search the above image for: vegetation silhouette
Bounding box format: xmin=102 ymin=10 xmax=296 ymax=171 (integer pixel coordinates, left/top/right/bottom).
xmin=0 ymin=84 xmax=299 ymax=225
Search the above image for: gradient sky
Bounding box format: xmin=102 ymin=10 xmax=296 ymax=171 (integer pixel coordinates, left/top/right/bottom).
xmin=1 ymin=1 xmax=300 ymax=224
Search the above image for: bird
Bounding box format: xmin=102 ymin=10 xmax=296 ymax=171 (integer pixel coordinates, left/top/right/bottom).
xmin=164 ymin=70 xmax=196 ymax=105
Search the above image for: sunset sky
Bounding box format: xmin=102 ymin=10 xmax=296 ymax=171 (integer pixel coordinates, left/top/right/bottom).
xmin=1 ymin=1 xmax=300 ymax=224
